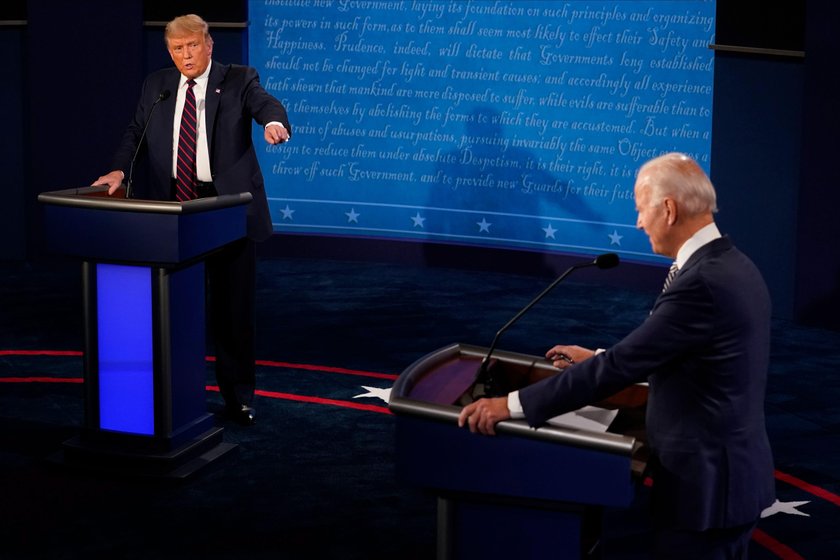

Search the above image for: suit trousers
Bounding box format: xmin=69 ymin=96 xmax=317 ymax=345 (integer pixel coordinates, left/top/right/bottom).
xmin=652 ymin=520 xmax=758 ymax=560
xmin=206 ymin=237 xmax=257 ymax=409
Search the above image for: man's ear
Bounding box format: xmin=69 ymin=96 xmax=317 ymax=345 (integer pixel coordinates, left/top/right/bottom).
xmin=664 ymin=198 xmax=678 ymax=226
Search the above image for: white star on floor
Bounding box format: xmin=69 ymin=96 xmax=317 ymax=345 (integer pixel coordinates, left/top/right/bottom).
xmin=353 ymin=386 xmax=391 ymax=404
xmin=608 ymin=229 xmax=623 ymax=245
xmin=411 ymin=212 xmax=426 ymax=228
xmin=345 ymin=208 xmax=360 ymax=223
xmin=760 ymin=499 xmax=811 ymax=518
xmin=542 ymin=224 xmax=557 ymax=239
xmin=477 ymin=218 xmax=492 ymax=232
xmin=280 ymin=205 xmax=295 ymax=220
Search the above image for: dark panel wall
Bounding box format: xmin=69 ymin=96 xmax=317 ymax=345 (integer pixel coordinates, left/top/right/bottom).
xmin=795 ymin=0 xmax=840 ymax=329
xmin=715 ymin=1 xmax=804 ymax=51
xmin=711 ymin=53 xmax=802 ymax=320
xmin=0 ymin=23 xmax=26 ymax=260
xmin=711 ymin=0 xmax=840 ymax=329
xmin=24 ymin=0 xmax=144 ymax=256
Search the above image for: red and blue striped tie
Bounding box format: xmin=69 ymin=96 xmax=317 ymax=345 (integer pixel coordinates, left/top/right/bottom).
xmin=175 ymin=79 xmax=198 ymax=201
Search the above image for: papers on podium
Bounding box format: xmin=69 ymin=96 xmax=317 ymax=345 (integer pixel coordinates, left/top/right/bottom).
xmin=546 ymin=406 xmax=618 ymax=433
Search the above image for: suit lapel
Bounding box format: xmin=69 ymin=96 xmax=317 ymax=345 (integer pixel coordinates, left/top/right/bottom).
xmin=159 ymin=71 xmax=180 ymax=163
xmin=204 ymin=62 xmax=228 ymax=158
xmin=650 ymin=236 xmax=732 ymax=314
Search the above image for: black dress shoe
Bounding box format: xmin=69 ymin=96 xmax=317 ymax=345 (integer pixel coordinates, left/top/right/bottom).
xmin=225 ymin=404 xmax=256 ymax=426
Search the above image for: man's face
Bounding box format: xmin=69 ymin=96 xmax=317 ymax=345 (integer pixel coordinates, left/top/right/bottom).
xmin=167 ymin=32 xmax=212 ymax=79
xmin=635 ymin=182 xmax=672 ymax=257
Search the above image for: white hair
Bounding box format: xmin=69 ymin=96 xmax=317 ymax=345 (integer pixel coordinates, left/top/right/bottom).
xmin=636 ymin=152 xmax=718 ymax=215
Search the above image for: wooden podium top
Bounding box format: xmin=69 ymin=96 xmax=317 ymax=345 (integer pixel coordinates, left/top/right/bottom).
xmin=38 ymin=186 xmax=253 ymax=265
xmin=391 ymin=343 xmax=648 ymax=459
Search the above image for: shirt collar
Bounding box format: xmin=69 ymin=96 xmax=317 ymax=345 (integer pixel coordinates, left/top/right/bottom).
xmin=179 ymin=60 xmax=212 ymax=89
xmin=675 ymin=222 xmax=721 ymax=269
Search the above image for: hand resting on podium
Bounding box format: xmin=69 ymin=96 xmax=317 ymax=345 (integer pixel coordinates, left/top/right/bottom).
xmin=459 ymin=343 xmax=600 ymax=436
xmin=91 ymin=170 xmax=125 ymax=196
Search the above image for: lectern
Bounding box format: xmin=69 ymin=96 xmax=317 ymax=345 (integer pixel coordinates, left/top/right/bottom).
xmin=37 ymin=185 xmax=252 ymax=478
xmin=390 ymin=343 xmax=648 ymax=559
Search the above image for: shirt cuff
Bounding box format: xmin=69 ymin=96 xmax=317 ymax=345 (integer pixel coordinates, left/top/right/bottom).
xmin=266 ymin=121 xmax=285 ymax=129
xmin=507 ymin=391 xmax=525 ymax=419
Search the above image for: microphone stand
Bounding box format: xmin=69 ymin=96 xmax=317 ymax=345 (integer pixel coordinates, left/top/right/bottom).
xmin=474 ymin=253 xmax=619 ymax=398
xmin=125 ymin=90 xmax=170 ymax=199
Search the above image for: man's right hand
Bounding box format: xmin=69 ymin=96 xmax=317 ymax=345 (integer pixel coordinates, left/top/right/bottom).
xmin=457 ymin=396 xmax=511 ymax=436
xmin=91 ymin=170 xmax=125 ymax=196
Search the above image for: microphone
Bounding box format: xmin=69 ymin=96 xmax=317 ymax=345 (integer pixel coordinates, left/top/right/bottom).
xmin=473 ymin=252 xmax=620 ymax=398
xmin=125 ymin=89 xmax=170 ymax=199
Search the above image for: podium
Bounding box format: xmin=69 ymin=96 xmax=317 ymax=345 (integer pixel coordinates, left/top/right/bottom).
xmin=37 ymin=185 xmax=252 ymax=478
xmin=390 ymin=343 xmax=648 ymax=559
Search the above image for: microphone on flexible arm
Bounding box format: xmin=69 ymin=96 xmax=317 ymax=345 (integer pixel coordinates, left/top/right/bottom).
xmin=125 ymin=89 xmax=170 ymax=199
xmin=473 ymin=252 xmax=620 ymax=398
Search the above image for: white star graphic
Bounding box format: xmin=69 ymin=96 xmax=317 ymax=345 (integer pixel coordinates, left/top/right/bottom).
xmin=608 ymin=230 xmax=623 ymax=245
xmin=760 ymin=499 xmax=811 ymax=519
xmin=542 ymin=224 xmax=557 ymax=239
xmin=477 ymin=218 xmax=492 ymax=232
xmin=280 ymin=205 xmax=295 ymax=220
xmin=411 ymin=212 xmax=426 ymax=228
xmin=353 ymin=386 xmax=391 ymax=404
xmin=345 ymin=208 xmax=360 ymax=223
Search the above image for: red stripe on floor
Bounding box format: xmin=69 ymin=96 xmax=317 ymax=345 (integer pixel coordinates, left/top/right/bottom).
xmin=752 ymin=528 xmax=805 ymax=560
xmin=775 ymin=469 xmax=840 ymax=507
xmin=204 ymin=385 xmax=391 ymax=414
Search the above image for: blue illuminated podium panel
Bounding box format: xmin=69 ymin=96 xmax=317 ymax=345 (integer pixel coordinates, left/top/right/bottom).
xmin=390 ymin=343 xmax=648 ymax=559
xmin=38 ymin=186 xmax=252 ymax=477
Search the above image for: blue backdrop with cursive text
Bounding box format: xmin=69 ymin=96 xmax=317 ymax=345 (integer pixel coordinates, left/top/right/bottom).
xmin=249 ymin=0 xmax=715 ymax=265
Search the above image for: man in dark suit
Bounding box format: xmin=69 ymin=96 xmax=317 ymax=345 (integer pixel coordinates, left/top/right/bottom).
xmin=458 ymin=153 xmax=775 ymax=559
xmin=94 ymin=14 xmax=291 ymax=425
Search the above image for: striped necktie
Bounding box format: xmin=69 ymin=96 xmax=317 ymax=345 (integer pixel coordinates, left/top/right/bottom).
xmin=175 ymin=79 xmax=198 ymax=201
xmin=662 ymin=262 xmax=679 ymax=292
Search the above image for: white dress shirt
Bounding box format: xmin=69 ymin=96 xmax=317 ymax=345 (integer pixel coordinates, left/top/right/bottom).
xmin=173 ymin=62 xmax=213 ymax=182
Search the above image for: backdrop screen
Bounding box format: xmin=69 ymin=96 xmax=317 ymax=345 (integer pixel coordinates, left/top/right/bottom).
xmin=249 ymin=0 xmax=716 ymax=264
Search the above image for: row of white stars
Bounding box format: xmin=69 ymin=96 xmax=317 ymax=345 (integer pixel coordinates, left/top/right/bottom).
xmin=278 ymin=204 xmax=627 ymax=246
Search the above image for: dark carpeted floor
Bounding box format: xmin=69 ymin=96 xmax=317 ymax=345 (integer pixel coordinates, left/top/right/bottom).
xmin=1 ymin=255 xmax=839 ymax=559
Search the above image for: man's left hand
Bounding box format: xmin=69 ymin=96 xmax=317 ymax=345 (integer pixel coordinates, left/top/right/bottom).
xmin=264 ymin=123 xmax=289 ymax=144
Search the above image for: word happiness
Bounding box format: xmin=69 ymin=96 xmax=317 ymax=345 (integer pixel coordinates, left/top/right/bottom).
xmin=259 ymin=0 xmax=713 ymax=201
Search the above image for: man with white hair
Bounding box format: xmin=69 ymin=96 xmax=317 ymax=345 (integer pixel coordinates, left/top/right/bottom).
xmin=459 ymin=152 xmax=775 ymax=559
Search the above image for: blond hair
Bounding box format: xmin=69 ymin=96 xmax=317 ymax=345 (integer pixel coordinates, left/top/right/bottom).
xmin=165 ymin=14 xmax=213 ymax=46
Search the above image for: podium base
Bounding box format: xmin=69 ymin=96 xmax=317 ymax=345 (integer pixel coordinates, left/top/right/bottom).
xmin=50 ymin=427 xmax=237 ymax=479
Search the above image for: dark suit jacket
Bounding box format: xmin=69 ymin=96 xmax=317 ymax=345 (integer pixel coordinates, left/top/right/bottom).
xmin=519 ymin=236 xmax=775 ymax=531
xmin=111 ymin=62 xmax=291 ymax=241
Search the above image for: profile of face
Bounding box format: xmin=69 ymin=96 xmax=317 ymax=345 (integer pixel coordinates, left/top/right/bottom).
xmin=167 ymin=32 xmax=213 ymax=79
xmin=634 ymin=180 xmax=672 ymax=258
